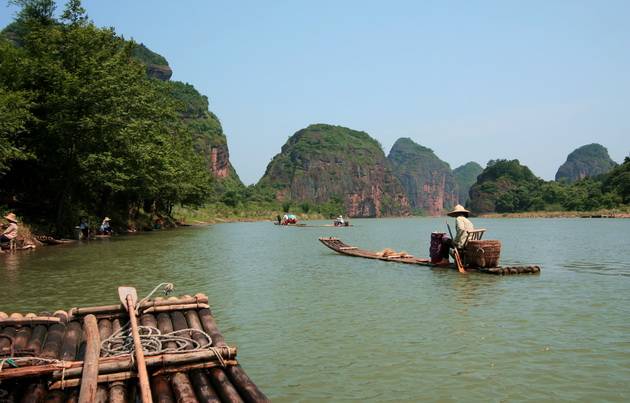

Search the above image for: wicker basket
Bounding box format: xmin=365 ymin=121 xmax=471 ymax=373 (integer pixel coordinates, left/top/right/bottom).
xmin=463 ymin=240 xmax=501 ymax=268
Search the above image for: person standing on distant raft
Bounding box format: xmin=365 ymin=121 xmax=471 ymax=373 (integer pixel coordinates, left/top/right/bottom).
xmin=0 ymin=213 xmax=18 ymax=243
xmin=438 ymin=205 xmax=474 ymax=264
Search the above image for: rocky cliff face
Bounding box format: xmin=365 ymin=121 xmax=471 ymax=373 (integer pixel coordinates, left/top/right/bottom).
xmin=131 ymin=43 xmax=173 ymax=81
xmin=555 ymin=143 xmax=617 ymax=183
xmin=132 ymin=44 xmax=242 ymax=189
xmin=258 ymin=124 xmax=410 ymax=217
xmin=387 ymin=138 xmax=457 ymax=215
xmin=167 ymin=81 xmax=243 ymax=190
xmin=453 ymin=161 xmax=483 ymax=205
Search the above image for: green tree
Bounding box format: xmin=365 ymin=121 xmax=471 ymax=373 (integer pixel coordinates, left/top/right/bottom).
xmin=0 ymin=0 xmax=210 ymax=234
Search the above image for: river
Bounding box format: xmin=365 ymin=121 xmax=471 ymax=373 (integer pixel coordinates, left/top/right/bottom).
xmin=1 ymin=217 xmax=629 ymax=401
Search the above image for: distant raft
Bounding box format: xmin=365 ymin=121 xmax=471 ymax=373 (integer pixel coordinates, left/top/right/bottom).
xmin=318 ymin=237 xmax=541 ymax=275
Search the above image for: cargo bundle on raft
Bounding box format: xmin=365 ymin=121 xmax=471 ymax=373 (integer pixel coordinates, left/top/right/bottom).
xmin=319 ymin=237 xmax=541 ymax=275
xmin=0 ymin=285 xmax=269 ymax=402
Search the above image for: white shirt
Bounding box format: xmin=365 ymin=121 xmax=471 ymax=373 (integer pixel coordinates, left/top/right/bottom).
xmin=454 ymin=216 xmax=474 ymax=248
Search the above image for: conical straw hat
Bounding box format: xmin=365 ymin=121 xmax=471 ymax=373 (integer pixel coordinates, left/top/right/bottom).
xmin=447 ymin=204 xmax=470 ymax=217
xmin=4 ymin=213 xmax=17 ymax=223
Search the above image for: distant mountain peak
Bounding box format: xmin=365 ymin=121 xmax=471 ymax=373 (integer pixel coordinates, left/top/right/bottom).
xmin=258 ymin=125 xmax=409 ymax=217
xmin=388 ymin=137 xmax=456 ymax=215
xmin=555 ymin=143 xmax=617 ymax=183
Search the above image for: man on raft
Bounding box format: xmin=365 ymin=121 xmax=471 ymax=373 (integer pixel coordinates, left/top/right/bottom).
xmin=436 ymin=204 xmax=474 ymax=265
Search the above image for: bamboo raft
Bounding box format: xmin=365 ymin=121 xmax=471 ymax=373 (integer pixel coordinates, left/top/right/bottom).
xmin=0 ymin=289 xmax=269 ymax=402
xmin=319 ymin=237 xmax=541 ymax=275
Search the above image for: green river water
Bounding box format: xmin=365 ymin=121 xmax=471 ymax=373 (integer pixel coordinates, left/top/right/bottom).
xmin=1 ymin=217 xmax=629 ymax=402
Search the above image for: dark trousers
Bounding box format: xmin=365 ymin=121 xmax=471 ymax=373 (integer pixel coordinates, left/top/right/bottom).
xmin=441 ymin=238 xmax=455 ymax=259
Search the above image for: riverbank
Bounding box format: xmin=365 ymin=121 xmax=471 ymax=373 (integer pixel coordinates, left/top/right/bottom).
xmin=173 ymin=203 xmax=327 ymax=224
xmin=478 ymin=208 xmax=630 ymax=219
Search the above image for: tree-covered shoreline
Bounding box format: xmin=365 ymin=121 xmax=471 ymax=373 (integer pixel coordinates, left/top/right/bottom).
xmin=0 ymin=0 xmax=229 ymax=235
xmin=468 ymin=157 xmax=630 ymax=214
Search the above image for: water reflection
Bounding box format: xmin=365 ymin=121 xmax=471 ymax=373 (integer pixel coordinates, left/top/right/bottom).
xmin=1 ymin=252 xmax=21 ymax=283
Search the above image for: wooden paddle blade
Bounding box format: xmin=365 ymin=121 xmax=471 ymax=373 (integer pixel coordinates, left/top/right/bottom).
xmin=118 ymin=286 xmax=138 ymax=305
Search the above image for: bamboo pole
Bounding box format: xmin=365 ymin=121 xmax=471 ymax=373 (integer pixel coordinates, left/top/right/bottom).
xmin=45 ymin=348 xmax=238 ymax=381
xmin=225 ymin=365 xmax=271 ymax=403
xmin=25 ymin=324 xmax=47 ymax=355
xmin=171 ymin=373 xmax=200 ymax=403
xmin=208 ymin=368 xmax=244 ymax=403
xmin=50 ymin=371 xmax=136 ymax=390
xmin=153 ymin=360 xmax=239 ymax=375
xmin=78 ymin=315 xmax=100 ymax=403
xmin=97 ymin=319 xmax=113 ymax=342
xmin=143 ymin=303 xmax=210 ymax=314
xmin=1 ymin=348 xmax=236 ymax=381
xmin=69 ymin=295 xmax=209 ymax=317
xmin=0 ymin=326 xmax=16 ymax=351
xmin=108 ymin=381 xmax=127 ymax=403
xmin=60 ymin=321 xmax=83 ymax=361
xmin=19 ymin=381 xmax=47 ymax=402
xmin=189 ymin=369 xmax=222 ymax=403
xmin=95 ymin=386 xmax=109 ymax=403
xmin=45 ymin=391 xmax=66 ymax=403
xmin=187 ymin=309 xmax=243 ymax=403
xmin=41 ymin=323 xmax=65 ymax=359
xmin=167 ymin=310 xmax=200 ymax=403
xmin=0 ymin=316 xmax=61 ymax=326
xmin=197 ymin=309 xmax=226 ymax=347
xmin=198 ymin=308 xmax=269 ymax=402
xmin=140 ymin=313 xmax=158 ymax=329
xmin=147 ymin=312 xmax=175 ymax=403
xmin=10 ymin=326 xmax=31 ymax=351
xmin=65 ymin=390 xmax=79 ymax=403
xmin=151 ymin=374 xmax=175 ymax=403
xmin=142 ymin=311 xmax=176 ymax=403
xmin=124 ymin=294 xmax=152 ymax=403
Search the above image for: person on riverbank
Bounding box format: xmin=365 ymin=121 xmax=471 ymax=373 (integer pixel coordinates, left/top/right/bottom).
xmin=1 ymin=213 xmax=18 ymax=243
xmin=79 ymin=218 xmax=89 ymax=239
xmin=99 ymin=217 xmax=112 ymax=235
xmin=437 ymin=205 xmax=474 ymax=264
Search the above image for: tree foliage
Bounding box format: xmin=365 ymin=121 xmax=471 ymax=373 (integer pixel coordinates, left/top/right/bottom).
xmin=468 ymin=158 xmax=629 ymax=213
xmin=0 ymin=0 xmax=210 ymax=234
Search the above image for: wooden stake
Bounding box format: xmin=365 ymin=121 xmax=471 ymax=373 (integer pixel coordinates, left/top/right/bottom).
xmin=78 ymin=314 xmax=100 ymax=403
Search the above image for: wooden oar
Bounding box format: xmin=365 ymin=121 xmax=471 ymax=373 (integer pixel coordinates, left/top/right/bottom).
xmin=118 ymin=286 xmax=152 ymax=403
xmin=446 ymin=221 xmax=467 ymax=274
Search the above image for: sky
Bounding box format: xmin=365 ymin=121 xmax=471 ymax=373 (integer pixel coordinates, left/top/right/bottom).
xmin=2 ymin=0 xmax=630 ymax=184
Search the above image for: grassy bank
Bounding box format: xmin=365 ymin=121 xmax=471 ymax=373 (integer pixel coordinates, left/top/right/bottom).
xmin=478 ymin=207 xmax=630 ymax=219
xmin=173 ymin=202 xmax=327 ymax=224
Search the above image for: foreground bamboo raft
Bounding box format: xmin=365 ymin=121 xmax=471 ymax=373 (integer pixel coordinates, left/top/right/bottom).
xmin=319 ymin=237 xmax=541 ymax=275
xmin=0 ymin=291 xmax=269 ymax=402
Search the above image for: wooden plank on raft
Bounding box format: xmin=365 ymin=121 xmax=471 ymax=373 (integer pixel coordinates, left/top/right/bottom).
xmin=0 ymin=316 xmax=62 ymax=326
xmin=69 ymin=295 xmax=209 ymax=317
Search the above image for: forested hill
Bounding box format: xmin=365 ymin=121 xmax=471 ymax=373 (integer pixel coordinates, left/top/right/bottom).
xmin=555 ymin=143 xmax=617 ymax=183
xmin=468 ymin=158 xmax=629 ymax=214
xmin=0 ymin=0 xmax=241 ymax=235
xmin=453 ymin=162 xmax=483 ymax=206
xmin=257 ymin=124 xmax=410 ymax=217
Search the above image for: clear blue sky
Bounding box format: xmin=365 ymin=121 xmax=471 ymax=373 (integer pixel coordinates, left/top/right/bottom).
xmin=3 ymin=0 xmax=629 ymax=184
